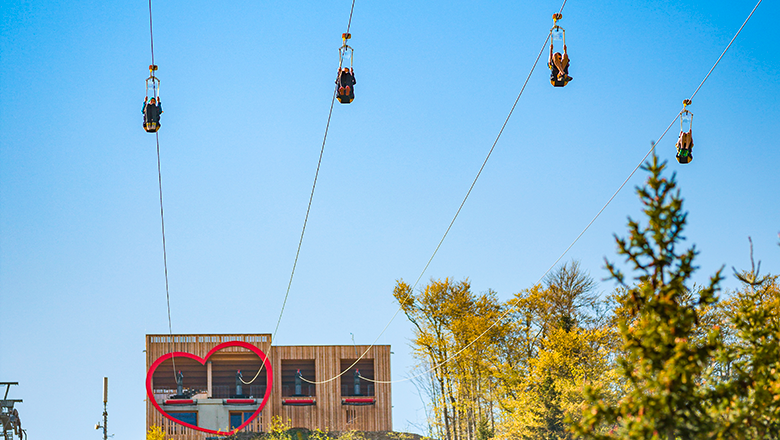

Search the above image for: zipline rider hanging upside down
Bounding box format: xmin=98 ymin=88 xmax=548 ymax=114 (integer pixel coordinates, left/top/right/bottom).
xmin=676 ymin=99 xmax=694 ymax=164
xmin=675 ymin=129 xmax=694 ymax=164
xmin=549 ymin=43 xmax=573 ymax=87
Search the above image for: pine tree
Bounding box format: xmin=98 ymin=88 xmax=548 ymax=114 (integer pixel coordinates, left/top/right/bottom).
xmin=531 ymin=375 xmax=567 ymax=440
xmin=710 ymin=243 xmax=780 ymax=438
xmin=573 ymin=154 xmax=723 ymax=439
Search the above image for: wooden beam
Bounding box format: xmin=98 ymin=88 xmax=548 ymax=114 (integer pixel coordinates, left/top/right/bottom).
xmin=207 ymin=360 xmax=212 ymax=397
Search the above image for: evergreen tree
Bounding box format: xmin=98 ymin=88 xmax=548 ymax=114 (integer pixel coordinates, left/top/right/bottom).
xmin=531 ymin=375 xmax=567 ymax=440
xmin=476 ymin=418 xmax=495 ymax=440
xmin=710 ymin=244 xmax=780 ymax=439
xmin=573 ymin=155 xmax=723 ymax=439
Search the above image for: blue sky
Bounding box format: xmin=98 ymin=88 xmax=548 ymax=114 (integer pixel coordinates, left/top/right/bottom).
xmin=1 ymin=0 xmax=778 ymax=437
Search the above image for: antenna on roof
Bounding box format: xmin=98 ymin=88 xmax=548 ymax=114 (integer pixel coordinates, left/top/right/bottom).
xmin=350 ymin=332 xmax=359 ymax=358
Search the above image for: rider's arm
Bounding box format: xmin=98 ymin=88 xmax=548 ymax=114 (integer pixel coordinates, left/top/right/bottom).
xmin=548 ymin=44 xmax=554 ymax=66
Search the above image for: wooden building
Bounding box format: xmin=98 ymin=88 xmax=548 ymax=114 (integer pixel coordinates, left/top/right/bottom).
xmin=145 ymin=334 xmax=392 ymax=439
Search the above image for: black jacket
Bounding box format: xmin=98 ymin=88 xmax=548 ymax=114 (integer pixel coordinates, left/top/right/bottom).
xmin=143 ymin=100 xmax=163 ymax=123
xmin=338 ymin=71 xmax=356 ymax=87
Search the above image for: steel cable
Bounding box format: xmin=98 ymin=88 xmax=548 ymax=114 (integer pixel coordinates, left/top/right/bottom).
xmin=148 ymin=0 xmax=176 ymax=378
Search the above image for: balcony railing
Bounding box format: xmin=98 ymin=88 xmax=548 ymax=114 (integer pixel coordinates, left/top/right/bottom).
xmin=154 ymin=386 xmax=267 ymax=401
xmin=212 ymin=385 xmax=267 ymax=398
xmin=281 ymin=384 xmax=316 ymax=397
xmin=340 ymin=384 xmax=374 ymax=396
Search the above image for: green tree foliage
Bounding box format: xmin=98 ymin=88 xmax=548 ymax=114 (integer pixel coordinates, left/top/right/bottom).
xmin=394 ymin=154 xmax=779 ymax=439
xmin=573 ymin=155 xmax=723 ymax=439
xmin=476 ymin=418 xmax=494 ymax=440
xmin=708 ymin=248 xmax=780 ymax=439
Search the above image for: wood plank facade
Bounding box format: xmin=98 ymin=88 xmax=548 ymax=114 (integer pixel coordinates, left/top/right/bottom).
xmin=146 ymin=334 xmax=392 ymax=439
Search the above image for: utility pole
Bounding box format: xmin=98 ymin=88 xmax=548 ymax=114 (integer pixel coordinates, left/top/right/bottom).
xmin=102 ymin=377 xmax=108 ymax=440
xmin=95 ymin=377 xmax=108 ymax=440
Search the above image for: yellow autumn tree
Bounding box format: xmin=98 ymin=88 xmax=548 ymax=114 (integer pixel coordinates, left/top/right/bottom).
xmin=146 ymin=425 xmax=166 ymax=440
xmin=494 ymin=262 xmax=619 ymax=439
xmin=394 ymin=278 xmax=506 ymax=440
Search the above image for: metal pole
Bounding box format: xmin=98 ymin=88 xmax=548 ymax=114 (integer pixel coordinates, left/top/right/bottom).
xmin=102 ymin=402 xmax=108 ymax=440
xmin=102 ymin=377 xmax=108 ymax=440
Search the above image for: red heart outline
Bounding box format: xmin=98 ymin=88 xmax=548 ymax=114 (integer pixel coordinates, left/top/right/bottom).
xmin=146 ymin=341 xmax=273 ymax=435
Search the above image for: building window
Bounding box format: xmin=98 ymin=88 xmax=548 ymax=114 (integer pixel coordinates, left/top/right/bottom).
xmin=281 ymin=360 xmax=316 ymax=397
xmin=230 ymin=411 xmax=255 ymax=429
xmin=340 ymin=359 xmax=375 ymax=396
xmin=169 ymin=412 xmax=197 ymax=426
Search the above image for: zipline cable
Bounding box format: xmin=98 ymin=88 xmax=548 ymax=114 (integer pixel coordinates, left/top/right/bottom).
xmin=273 ymin=0 xmax=357 ymax=343
xmin=272 ymin=90 xmax=338 ymax=342
xmin=346 ymin=0 xmax=356 ymax=35
xmin=360 ymin=0 xmax=763 ymax=385
xmin=557 ymin=0 xmax=568 ymax=15
xmin=689 ymin=0 xmax=761 ymax=102
xmin=156 ymin=133 xmax=175 ymax=354
xmin=240 ymin=0 xmax=357 ymax=386
xmin=148 ymin=0 xmax=155 ymax=66
xmin=148 ymin=0 xmax=176 ymax=378
xmin=300 ymin=2 xmax=565 ymax=386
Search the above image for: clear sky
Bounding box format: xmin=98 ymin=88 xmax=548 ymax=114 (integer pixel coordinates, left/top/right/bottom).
xmin=1 ymin=0 xmax=778 ymax=438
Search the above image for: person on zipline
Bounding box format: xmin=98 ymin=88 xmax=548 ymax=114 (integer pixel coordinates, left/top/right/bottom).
xmin=337 ymin=67 xmax=356 ymax=97
xmin=675 ymin=128 xmax=694 ymax=163
xmin=548 ymin=43 xmax=572 ymax=87
xmin=677 ymin=130 xmax=693 ymax=151
xmin=142 ymin=96 xmax=163 ymax=129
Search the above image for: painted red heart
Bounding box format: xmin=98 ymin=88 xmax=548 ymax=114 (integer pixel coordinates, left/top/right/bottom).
xmin=145 ymin=341 xmax=273 ymax=435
